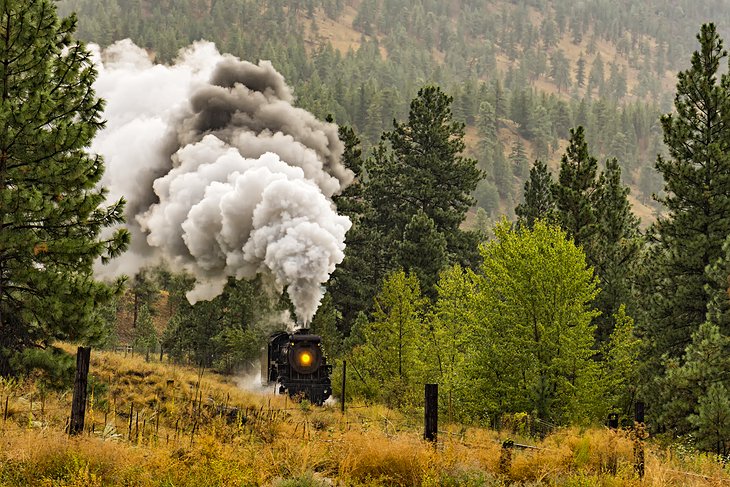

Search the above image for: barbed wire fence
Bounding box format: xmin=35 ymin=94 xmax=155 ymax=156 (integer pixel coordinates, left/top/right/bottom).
xmin=1 ymin=352 xmax=727 ymax=484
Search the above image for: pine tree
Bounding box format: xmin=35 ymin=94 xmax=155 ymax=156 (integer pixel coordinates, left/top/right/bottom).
xmin=367 ymin=86 xmax=482 ymax=265
xmin=509 ymin=139 xmax=530 ymax=180
xmin=0 ymin=1 xmax=129 ymax=377
xmin=397 ymin=211 xmax=448 ymax=300
xmin=329 ymin=126 xmax=385 ymax=334
xmin=592 ymin=159 xmax=641 ymax=341
xmin=553 ymin=127 xmax=599 ymax=251
xmin=646 ymin=24 xmax=730 ymax=358
xmin=576 ymin=53 xmax=587 ymax=88
xmin=515 ymin=159 xmax=556 ymax=228
xmin=661 ymin=322 xmax=730 ymax=445
xmin=705 ymin=235 xmax=730 ymax=334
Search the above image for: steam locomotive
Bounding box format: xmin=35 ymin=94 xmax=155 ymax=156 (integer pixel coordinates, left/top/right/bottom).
xmin=261 ymin=329 xmax=332 ymax=405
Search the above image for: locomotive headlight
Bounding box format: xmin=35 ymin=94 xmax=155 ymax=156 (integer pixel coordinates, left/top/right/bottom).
xmin=299 ymin=351 xmax=312 ymax=366
xmin=290 ymin=343 xmax=321 ymax=374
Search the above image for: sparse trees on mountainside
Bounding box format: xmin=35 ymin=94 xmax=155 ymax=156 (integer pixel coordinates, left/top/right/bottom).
xmin=0 ymin=0 xmax=129 ymax=379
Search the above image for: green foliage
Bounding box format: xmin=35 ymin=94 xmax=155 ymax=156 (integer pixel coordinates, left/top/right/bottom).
xmin=9 ymin=346 xmax=76 ymax=390
xmin=397 ymin=211 xmax=448 ymax=299
xmin=660 ymin=321 xmax=730 ymax=453
xmin=309 ymin=292 xmax=344 ymax=358
xmin=0 ymin=0 xmax=129 ymax=378
xmin=689 ymin=383 xmax=730 ymax=455
xmin=473 ymin=220 xmax=600 ymax=423
xmin=132 ymin=304 xmax=157 ymax=359
xmin=424 ymin=220 xmax=601 ymax=423
xmin=367 ymin=86 xmax=481 ymax=253
xmin=515 ymin=159 xmax=557 ymax=228
xmin=553 ymin=127 xmax=599 ymax=251
xmin=591 ymin=158 xmax=641 ymax=341
xmin=645 ymin=23 xmax=730 ymax=359
xmin=427 ymin=264 xmax=481 ymax=420
xmin=598 ymin=305 xmax=641 ymax=418
xmin=348 ymin=270 xmax=428 ymax=407
xmin=162 ymin=276 xmax=283 ymax=371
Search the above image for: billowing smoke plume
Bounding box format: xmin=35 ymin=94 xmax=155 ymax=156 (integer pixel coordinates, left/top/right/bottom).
xmin=91 ymin=40 xmax=353 ymax=325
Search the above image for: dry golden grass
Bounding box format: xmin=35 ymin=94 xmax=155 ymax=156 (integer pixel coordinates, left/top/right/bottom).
xmin=1 ymin=348 xmax=729 ymax=486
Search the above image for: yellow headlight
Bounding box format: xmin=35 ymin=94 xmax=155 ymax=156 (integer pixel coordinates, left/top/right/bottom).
xmin=300 ymin=352 xmax=312 ymax=366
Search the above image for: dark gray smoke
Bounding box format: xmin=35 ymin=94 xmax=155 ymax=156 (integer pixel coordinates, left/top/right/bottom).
xmin=92 ymin=40 xmax=353 ymax=325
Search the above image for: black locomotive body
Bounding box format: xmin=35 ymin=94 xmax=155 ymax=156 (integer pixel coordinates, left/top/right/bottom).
xmin=261 ymin=329 xmax=332 ymax=405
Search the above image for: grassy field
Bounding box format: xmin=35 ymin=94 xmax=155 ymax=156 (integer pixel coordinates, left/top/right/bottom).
xmin=0 ymin=348 xmax=727 ymax=486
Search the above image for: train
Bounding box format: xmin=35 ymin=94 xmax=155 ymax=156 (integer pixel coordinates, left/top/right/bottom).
xmin=261 ymin=329 xmax=332 ymax=405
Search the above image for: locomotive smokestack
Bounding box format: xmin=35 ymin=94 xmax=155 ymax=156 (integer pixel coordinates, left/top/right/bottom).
xmin=91 ymin=40 xmax=353 ymax=325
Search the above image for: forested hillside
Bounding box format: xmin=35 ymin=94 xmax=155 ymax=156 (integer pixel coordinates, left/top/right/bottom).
xmin=55 ymin=0 xmax=722 ymax=220
xmin=2 ymin=0 xmax=723 ymax=461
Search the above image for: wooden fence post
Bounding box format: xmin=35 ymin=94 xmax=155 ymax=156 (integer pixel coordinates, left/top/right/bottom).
xmin=634 ymin=401 xmax=646 ymax=479
xmin=424 ymin=383 xmax=438 ymax=443
xmin=341 ymin=360 xmax=346 ymax=414
xmin=69 ymin=347 xmax=91 ymax=435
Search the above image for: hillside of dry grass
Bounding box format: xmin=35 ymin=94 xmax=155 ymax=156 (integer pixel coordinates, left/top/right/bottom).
xmin=0 ymin=346 xmax=728 ymax=486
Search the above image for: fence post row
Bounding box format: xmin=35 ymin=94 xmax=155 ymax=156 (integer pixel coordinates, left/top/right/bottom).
xmin=69 ymin=346 xmax=91 ymax=435
xmin=424 ymin=383 xmax=438 ymax=443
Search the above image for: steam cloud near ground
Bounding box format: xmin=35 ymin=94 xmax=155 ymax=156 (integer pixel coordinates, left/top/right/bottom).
xmin=91 ymin=40 xmax=353 ymax=325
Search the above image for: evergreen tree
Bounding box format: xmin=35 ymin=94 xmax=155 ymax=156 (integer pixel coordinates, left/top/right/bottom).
xmin=660 ymin=321 xmax=730 ymax=448
xmin=553 ymin=127 xmax=599 ymax=252
xmin=132 ymin=303 xmax=157 ymax=361
xmin=509 ymin=139 xmax=530 ymax=180
xmin=329 ymin=126 xmax=386 ymax=333
xmin=367 ymin=86 xmax=481 ymax=266
xmin=705 ymin=235 xmax=730 ymax=334
xmin=576 ymin=53 xmax=587 ymax=88
xmin=550 ymin=49 xmax=572 ymax=93
xmin=587 ymin=53 xmax=605 ymax=96
xmin=646 ymin=24 xmax=730 ymax=359
xmin=397 ymin=210 xmax=448 ymax=300
xmin=515 ymin=159 xmax=556 ymax=228
xmin=0 ymin=0 xmax=129 ymax=377
xmin=592 ymin=159 xmax=641 ymax=341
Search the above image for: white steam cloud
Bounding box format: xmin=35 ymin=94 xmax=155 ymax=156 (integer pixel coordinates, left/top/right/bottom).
xmin=91 ymin=40 xmax=353 ymax=325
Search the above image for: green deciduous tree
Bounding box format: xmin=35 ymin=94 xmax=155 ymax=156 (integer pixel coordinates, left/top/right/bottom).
xmin=348 ymin=270 xmax=428 ymax=407
xmin=0 ymin=0 xmax=129 ymax=377
xmin=599 ymin=305 xmax=641 ymax=418
xmin=455 ymin=220 xmax=600 ymax=423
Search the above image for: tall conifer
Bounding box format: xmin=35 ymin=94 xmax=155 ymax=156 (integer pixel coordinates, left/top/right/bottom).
xmin=0 ymin=0 xmax=129 ymax=376
xmin=646 ymin=24 xmax=730 ymax=358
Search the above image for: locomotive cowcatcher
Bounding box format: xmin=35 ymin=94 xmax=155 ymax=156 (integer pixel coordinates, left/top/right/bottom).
xmin=261 ymin=329 xmax=332 ymax=405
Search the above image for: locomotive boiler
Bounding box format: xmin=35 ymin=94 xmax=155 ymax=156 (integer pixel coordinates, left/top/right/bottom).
xmin=261 ymin=329 xmax=332 ymax=405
